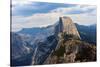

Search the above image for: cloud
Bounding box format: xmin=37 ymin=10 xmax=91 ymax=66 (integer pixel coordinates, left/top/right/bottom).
xmin=49 ymin=5 xmax=97 ymax=25
xmin=51 ymin=5 xmax=96 ymax=14
xmin=12 ymin=2 xmax=42 ymax=16
xmin=12 ymin=12 xmax=62 ymax=32
xmin=66 ymin=14 xmax=96 ymax=25
xmin=11 ymin=2 xmax=97 ymax=32
xmin=12 ymin=1 xmax=77 ymax=16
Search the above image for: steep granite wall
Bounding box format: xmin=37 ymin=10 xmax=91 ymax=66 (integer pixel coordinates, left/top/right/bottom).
xmin=55 ymin=16 xmax=81 ymax=39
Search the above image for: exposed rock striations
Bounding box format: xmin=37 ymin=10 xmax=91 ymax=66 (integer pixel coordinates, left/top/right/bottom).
xmin=55 ymin=16 xmax=81 ymax=39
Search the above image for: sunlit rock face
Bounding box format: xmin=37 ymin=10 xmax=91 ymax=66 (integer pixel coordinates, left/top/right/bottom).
xmin=55 ymin=16 xmax=81 ymax=39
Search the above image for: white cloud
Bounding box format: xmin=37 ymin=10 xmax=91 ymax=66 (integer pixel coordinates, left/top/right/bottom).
xmin=12 ymin=3 xmax=96 ymax=32
xmin=51 ymin=7 xmax=72 ymax=14
xmin=51 ymin=5 xmax=96 ymax=14
xmin=12 ymin=12 xmax=62 ymax=32
xmin=50 ymin=5 xmax=97 ymax=25
xmin=67 ymin=14 xmax=96 ymax=25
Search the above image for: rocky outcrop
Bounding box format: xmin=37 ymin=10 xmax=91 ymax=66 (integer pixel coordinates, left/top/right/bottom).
xmin=44 ymin=33 xmax=96 ymax=64
xmin=55 ymin=16 xmax=81 ymax=39
xmin=43 ymin=16 xmax=96 ymax=64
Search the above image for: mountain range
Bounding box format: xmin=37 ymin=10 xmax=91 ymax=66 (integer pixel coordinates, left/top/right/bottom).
xmin=11 ymin=16 xmax=96 ymax=66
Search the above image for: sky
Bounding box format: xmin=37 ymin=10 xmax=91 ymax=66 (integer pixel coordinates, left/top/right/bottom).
xmin=12 ymin=0 xmax=97 ymax=32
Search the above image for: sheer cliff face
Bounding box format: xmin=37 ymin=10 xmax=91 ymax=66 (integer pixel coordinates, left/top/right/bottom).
xmin=44 ymin=17 xmax=96 ymax=64
xmin=55 ymin=16 xmax=81 ymax=39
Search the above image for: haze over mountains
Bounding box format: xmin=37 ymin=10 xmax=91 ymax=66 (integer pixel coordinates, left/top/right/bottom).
xmin=11 ymin=16 xmax=96 ymax=66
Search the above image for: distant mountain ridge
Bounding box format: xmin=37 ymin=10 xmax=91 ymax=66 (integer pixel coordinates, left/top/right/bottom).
xmin=75 ymin=23 xmax=96 ymax=44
